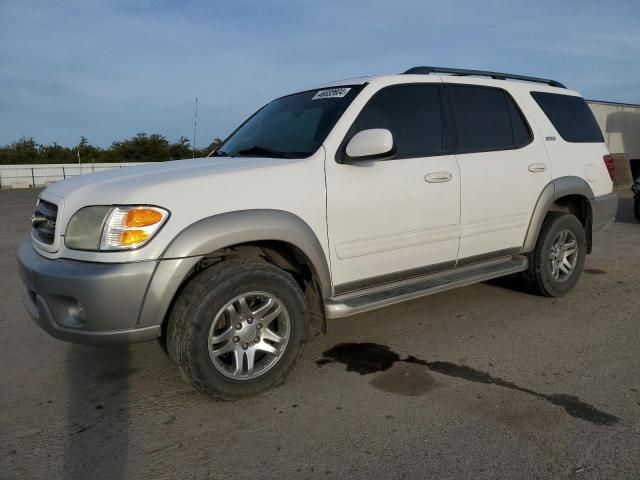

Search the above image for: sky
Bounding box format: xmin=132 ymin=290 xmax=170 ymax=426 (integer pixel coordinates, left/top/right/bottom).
xmin=1 ymin=0 xmax=639 ymax=148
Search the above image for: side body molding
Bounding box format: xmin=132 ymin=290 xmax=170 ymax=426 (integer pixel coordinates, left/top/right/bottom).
xmin=162 ymin=209 xmax=332 ymax=298
xmin=522 ymin=176 xmax=595 ymax=253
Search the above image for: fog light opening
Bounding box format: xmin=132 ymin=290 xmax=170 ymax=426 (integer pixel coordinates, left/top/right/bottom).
xmin=67 ymin=301 xmax=88 ymax=327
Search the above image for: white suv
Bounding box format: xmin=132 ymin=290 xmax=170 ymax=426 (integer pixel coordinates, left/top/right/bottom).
xmin=18 ymin=66 xmax=618 ymax=399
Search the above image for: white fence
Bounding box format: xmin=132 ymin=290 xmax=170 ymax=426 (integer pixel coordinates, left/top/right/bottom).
xmin=0 ymin=163 xmax=149 ymax=189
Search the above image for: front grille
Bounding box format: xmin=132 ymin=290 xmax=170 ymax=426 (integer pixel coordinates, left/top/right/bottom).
xmin=32 ymin=200 xmax=58 ymax=245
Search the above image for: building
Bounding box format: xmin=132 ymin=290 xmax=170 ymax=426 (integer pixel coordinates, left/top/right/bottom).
xmin=588 ymin=100 xmax=640 ymax=189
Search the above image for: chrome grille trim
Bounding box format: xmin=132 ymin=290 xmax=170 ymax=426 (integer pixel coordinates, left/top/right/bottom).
xmin=32 ymin=200 xmax=58 ymax=245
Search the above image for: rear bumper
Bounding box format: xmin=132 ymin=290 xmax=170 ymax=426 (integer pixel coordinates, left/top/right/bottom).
xmin=17 ymin=240 xmax=160 ymax=345
xmin=592 ymin=192 xmax=618 ymax=232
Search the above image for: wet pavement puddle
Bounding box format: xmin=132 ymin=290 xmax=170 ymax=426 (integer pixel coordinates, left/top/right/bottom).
xmin=317 ymin=342 xmax=620 ymax=426
xmin=584 ymin=268 xmax=607 ymax=275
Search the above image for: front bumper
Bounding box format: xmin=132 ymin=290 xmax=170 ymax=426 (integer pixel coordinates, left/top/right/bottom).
xmin=17 ymin=240 xmax=160 ymax=345
xmin=592 ymin=192 xmax=618 ymax=232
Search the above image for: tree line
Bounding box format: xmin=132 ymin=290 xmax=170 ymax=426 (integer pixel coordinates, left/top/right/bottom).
xmin=0 ymin=134 xmax=224 ymax=165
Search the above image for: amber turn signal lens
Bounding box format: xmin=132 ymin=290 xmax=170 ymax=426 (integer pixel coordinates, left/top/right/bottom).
xmin=121 ymin=229 xmax=149 ymax=246
xmin=125 ymin=208 xmax=163 ymax=228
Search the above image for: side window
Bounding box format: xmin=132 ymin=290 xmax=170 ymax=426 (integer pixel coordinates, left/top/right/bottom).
xmin=348 ymin=84 xmax=448 ymax=158
xmin=449 ymin=85 xmax=532 ymax=152
xmin=507 ymin=95 xmax=531 ymax=146
xmin=530 ymin=92 xmax=603 ymax=143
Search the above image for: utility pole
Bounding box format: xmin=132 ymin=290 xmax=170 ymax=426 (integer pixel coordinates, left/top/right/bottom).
xmin=193 ymin=97 xmax=198 ymax=159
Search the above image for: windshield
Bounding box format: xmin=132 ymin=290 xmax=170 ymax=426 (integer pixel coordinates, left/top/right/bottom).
xmin=215 ymin=86 xmax=363 ymax=159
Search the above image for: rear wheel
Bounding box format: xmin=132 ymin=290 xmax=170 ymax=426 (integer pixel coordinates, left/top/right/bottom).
xmin=522 ymin=213 xmax=586 ymax=297
xmin=634 ymin=196 xmax=640 ymax=222
xmin=167 ymin=259 xmax=308 ymax=399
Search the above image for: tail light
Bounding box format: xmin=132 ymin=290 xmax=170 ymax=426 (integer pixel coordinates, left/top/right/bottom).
xmin=603 ymin=154 xmax=615 ymax=181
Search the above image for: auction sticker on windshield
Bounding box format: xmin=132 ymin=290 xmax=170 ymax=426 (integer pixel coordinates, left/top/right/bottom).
xmin=312 ymin=88 xmax=351 ymax=100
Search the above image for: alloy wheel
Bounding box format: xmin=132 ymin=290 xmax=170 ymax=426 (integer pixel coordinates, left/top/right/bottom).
xmin=207 ymin=291 xmax=291 ymax=380
xmin=549 ymin=229 xmax=578 ymax=282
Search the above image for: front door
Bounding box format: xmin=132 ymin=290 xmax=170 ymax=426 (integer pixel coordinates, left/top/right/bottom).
xmin=325 ymin=82 xmax=461 ymax=292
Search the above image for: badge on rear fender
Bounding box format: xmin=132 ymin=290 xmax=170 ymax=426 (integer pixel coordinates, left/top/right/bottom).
xmin=312 ymin=88 xmax=351 ymax=100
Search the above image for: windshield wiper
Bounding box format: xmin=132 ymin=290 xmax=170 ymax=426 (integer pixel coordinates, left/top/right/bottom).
xmin=209 ymin=150 xmax=230 ymax=157
xmin=235 ymin=145 xmax=293 ymax=159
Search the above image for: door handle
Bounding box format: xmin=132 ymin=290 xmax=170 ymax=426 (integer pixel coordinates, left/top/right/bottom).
xmin=425 ymin=171 xmax=452 ymax=183
xmin=528 ymin=163 xmax=547 ymax=173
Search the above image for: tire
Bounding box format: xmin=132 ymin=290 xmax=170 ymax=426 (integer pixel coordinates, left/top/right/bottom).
xmin=521 ymin=213 xmax=586 ymax=297
xmin=634 ymin=197 xmax=640 ymax=222
xmin=166 ymin=259 xmax=308 ymax=400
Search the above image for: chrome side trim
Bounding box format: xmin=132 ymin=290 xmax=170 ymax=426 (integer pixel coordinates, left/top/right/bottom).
xmin=325 ymin=256 xmax=528 ymax=319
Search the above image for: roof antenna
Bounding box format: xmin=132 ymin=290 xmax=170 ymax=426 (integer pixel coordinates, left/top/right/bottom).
xmin=192 ymin=97 xmax=198 ymax=159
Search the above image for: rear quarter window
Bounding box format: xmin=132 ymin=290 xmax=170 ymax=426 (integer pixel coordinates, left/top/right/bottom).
xmin=531 ymin=92 xmax=604 ymax=143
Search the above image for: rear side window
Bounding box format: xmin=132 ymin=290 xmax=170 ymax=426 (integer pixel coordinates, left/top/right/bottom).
xmin=348 ymin=84 xmax=449 ymax=158
xmin=531 ymin=92 xmax=603 ymax=143
xmin=449 ymin=85 xmax=532 ymax=153
xmin=507 ymin=96 xmax=531 ymax=146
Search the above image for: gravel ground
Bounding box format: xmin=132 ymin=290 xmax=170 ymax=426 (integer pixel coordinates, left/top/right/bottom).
xmin=1 ymin=187 xmax=639 ymax=480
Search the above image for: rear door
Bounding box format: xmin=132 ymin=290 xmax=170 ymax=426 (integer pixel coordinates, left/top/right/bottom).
xmin=325 ymin=82 xmax=461 ymax=291
xmin=446 ymin=81 xmax=552 ymax=261
xmin=529 ymin=91 xmax=613 ymax=197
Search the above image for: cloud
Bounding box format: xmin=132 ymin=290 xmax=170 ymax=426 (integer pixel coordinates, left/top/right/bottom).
xmin=1 ymin=0 xmax=639 ymax=147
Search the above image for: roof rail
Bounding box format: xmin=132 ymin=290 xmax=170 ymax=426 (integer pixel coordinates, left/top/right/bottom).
xmin=403 ymin=66 xmax=566 ymax=89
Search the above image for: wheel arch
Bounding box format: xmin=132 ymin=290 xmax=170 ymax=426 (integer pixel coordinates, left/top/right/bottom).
xmin=523 ymin=176 xmax=595 ymax=254
xmin=138 ymin=210 xmax=332 ymax=335
xmin=162 ymin=209 xmax=331 ymax=294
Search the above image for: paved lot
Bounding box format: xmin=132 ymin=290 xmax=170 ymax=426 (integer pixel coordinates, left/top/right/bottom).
xmin=1 ymin=187 xmax=639 ymax=480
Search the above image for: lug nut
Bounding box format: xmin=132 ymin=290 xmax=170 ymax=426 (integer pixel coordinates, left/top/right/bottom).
xmin=254 ymin=337 xmax=260 ymax=343
xmin=242 ymin=343 xmax=248 ymax=350
xmin=235 ymin=323 xmax=242 ymax=330
xmin=256 ymin=324 xmax=262 ymax=330
xmin=233 ymin=336 xmax=239 ymax=343
xmin=247 ymin=317 xmax=254 ymax=324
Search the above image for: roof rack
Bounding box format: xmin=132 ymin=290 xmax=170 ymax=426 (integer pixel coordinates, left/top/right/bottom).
xmin=403 ymin=66 xmax=566 ymax=89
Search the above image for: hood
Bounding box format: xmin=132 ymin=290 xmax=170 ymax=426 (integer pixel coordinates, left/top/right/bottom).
xmin=45 ymin=156 xmax=291 ymax=200
xmin=33 ymin=149 xmax=327 ymax=263
xmin=41 ymin=155 xmax=304 ymax=236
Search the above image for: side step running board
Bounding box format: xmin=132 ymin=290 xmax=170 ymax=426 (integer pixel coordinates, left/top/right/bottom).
xmin=325 ymin=256 xmax=528 ymax=319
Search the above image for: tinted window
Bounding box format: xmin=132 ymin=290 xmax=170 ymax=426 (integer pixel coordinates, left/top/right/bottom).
xmin=507 ymin=96 xmax=531 ymax=146
xmin=218 ymin=86 xmax=361 ymax=159
xmin=531 ymin=92 xmax=603 ymax=143
xmin=349 ymin=84 xmax=447 ymax=158
xmin=450 ymin=85 xmax=531 ymax=152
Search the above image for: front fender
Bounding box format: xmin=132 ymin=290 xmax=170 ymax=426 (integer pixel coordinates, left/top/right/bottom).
xmin=136 ymin=209 xmax=332 ymax=329
xmin=162 ymin=209 xmax=332 ymax=296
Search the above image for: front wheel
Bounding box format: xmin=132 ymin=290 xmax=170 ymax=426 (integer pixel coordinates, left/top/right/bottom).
xmin=166 ymin=259 xmax=309 ymax=399
xmin=521 ymin=213 xmax=587 ymax=297
xmin=634 ymin=196 xmax=640 ymax=222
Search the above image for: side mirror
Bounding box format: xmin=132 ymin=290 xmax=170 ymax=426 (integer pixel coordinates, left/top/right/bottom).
xmin=344 ymin=128 xmax=394 ymax=161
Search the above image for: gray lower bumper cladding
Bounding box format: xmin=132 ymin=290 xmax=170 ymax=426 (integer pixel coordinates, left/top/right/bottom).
xmin=592 ymin=192 xmax=618 ymax=232
xmin=17 ymin=240 xmax=160 ymax=345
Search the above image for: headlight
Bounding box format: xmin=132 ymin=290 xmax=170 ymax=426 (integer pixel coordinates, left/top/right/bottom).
xmin=65 ymin=206 xmax=169 ymax=251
